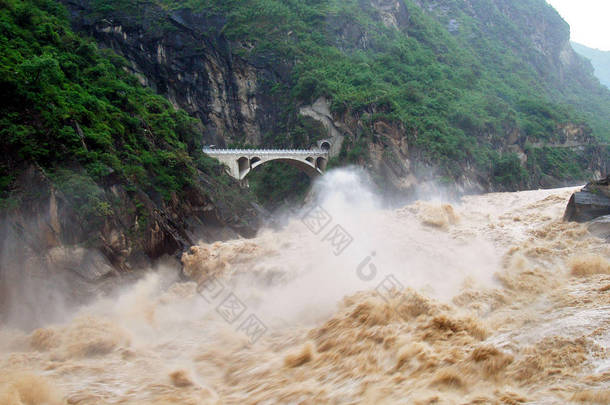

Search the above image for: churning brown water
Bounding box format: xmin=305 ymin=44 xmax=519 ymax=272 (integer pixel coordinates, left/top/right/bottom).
xmin=1 ymin=170 xmax=609 ymax=404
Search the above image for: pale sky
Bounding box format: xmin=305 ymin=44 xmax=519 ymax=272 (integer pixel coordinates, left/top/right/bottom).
xmin=546 ymin=0 xmax=610 ymax=51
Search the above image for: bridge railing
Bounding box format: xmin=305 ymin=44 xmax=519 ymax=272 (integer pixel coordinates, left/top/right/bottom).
xmin=203 ymin=148 xmax=328 ymax=155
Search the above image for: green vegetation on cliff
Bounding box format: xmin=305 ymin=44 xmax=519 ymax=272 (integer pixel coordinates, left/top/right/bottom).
xmin=90 ymin=0 xmax=609 ymax=189
xmin=0 ymin=0 xmax=253 ymax=223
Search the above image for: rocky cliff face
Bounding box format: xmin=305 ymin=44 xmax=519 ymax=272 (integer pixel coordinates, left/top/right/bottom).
xmin=572 ymin=42 xmax=610 ymax=89
xmin=62 ymin=1 xmax=289 ymax=147
xmin=370 ymin=0 xmax=410 ymax=30
xmin=0 ymin=163 xmax=258 ymax=325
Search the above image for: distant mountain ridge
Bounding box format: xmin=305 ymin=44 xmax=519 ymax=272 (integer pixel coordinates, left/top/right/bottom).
xmin=572 ymin=42 xmax=610 ymax=89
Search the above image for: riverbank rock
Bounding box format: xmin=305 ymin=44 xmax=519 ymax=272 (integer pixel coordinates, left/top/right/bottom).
xmin=0 ymin=164 xmax=258 ymax=328
xmin=563 ymin=176 xmax=610 ymax=223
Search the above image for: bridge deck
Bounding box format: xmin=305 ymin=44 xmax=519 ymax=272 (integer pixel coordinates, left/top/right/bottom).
xmin=203 ymin=148 xmax=328 ymax=155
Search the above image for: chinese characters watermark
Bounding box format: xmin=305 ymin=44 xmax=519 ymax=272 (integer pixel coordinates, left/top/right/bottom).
xmin=301 ymin=205 xmax=353 ymax=256
xmin=197 ymin=275 xmax=268 ymax=344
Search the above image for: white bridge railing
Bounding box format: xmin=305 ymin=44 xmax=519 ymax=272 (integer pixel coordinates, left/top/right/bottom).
xmin=203 ymin=148 xmax=328 ymax=155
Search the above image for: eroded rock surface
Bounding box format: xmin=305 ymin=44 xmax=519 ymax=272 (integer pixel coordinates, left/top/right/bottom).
xmin=564 ymin=176 xmax=610 ymax=223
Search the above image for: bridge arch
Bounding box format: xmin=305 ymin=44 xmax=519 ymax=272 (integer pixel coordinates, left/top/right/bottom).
xmin=242 ymin=156 xmax=322 ymax=180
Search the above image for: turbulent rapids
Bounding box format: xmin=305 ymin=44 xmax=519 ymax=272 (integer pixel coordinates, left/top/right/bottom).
xmin=1 ymin=169 xmax=609 ymax=404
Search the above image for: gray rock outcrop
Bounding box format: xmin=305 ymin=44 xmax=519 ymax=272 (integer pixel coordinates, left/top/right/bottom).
xmin=564 ymin=176 xmax=610 ymax=223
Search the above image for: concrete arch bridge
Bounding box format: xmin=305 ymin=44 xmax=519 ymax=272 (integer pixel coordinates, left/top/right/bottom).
xmin=203 ymin=142 xmax=330 ymax=181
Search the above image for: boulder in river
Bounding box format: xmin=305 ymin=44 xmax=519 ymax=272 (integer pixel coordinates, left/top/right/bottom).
xmin=563 ymin=176 xmax=610 ymax=223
